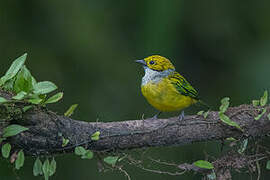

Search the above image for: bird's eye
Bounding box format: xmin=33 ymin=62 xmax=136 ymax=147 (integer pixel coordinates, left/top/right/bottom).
xmin=149 ymin=61 xmax=155 ymax=65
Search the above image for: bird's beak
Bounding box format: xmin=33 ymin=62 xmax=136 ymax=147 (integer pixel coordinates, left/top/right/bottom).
xmin=135 ymin=59 xmax=147 ymax=66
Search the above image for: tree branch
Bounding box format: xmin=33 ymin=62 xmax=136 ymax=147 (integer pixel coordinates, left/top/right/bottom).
xmin=0 ymin=90 xmax=270 ymax=156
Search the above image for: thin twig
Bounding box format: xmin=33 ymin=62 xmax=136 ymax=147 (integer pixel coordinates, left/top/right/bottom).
xmin=118 ymin=167 xmax=131 ymax=180
xmin=256 ymin=146 xmax=261 ymax=180
xmin=136 ymin=164 xmax=186 ymax=176
xmin=148 ymin=157 xmax=179 ymax=167
xmin=126 ymin=155 xmax=186 ymax=176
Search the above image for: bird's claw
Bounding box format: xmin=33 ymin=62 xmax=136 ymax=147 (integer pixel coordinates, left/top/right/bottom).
xmin=178 ymin=111 xmax=185 ymax=121
xmin=151 ymin=111 xmax=162 ymax=120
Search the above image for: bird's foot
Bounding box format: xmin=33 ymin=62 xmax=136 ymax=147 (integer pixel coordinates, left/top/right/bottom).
xmin=151 ymin=111 xmax=162 ymax=120
xmin=178 ymin=111 xmax=185 ymax=121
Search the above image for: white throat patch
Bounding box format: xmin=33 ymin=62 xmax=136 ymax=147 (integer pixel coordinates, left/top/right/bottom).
xmin=141 ymin=67 xmax=174 ymax=86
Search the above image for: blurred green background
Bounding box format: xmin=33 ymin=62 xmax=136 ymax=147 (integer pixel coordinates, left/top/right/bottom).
xmin=1 ymin=0 xmax=270 ymax=179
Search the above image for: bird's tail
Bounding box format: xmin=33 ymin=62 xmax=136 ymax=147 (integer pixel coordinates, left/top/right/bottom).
xmin=197 ymin=99 xmax=211 ymax=110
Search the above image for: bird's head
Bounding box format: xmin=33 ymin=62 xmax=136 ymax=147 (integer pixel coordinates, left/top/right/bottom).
xmin=135 ymin=55 xmax=175 ymax=72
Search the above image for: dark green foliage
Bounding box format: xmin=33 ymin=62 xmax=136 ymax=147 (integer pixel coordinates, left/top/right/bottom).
xmin=0 ymin=54 xmax=63 ymax=105
xmin=0 ymin=54 xmax=64 ymax=179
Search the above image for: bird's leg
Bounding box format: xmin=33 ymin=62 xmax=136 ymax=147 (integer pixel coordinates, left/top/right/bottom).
xmin=152 ymin=111 xmax=162 ymax=119
xmin=178 ymin=111 xmax=185 ymax=121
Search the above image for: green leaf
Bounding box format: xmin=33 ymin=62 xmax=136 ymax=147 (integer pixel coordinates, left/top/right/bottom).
xmin=221 ymin=97 xmax=230 ymax=104
xmin=0 ymin=53 xmax=27 ymax=85
xmin=14 ymin=66 xmax=33 ymax=93
xmin=253 ymin=100 xmax=260 ymax=107
xmin=118 ymin=155 xmax=127 ymax=162
xmin=0 ymin=138 xmax=6 ymax=144
xmin=81 ymin=150 xmax=93 ymax=159
xmin=238 ymin=139 xmax=248 ymax=154
xmin=91 ymin=131 xmax=100 ymax=141
xmin=193 ymin=160 xmax=214 ymax=169
xmin=255 ymin=108 xmax=267 ymax=120
xmin=3 ymin=124 xmax=29 ymax=138
xmin=0 ymin=78 xmax=5 ymax=87
xmin=219 ymin=97 xmax=230 ymax=113
xmin=0 ymin=97 xmax=8 ymax=103
xmin=5 ymin=54 xmax=27 ymax=78
xmin=2 ymin=143 xmax=11 ymax=158
xmin=27 ymin=94 xmax=46 ymax=104
xmin=74 ymin=146 xmax=87 ymax=156
xmin=39 ymin=94 xmax=47 ymax=100
xmin=203 ymin=111 xmax=209 ymax=119
xmin=15 ymin=150 xmax=25 ymax=170
xmin=23 ymin=105 xmax=33 ymax=112
xmin=219 ymin=112 xmax=243 ymax=131
xmin=74 ymin=146 xmax=93 ymax=159
xmin=2 ymin=77 xmax=16 ymax=91
xmin=104 ymin=156 xmax=119 ymax=166
xmin=260 ymin=90 xmax=268 ymax=106
xmin=31 ymin=76 xmax=37 ymax=87
xmin=0 ymin=74 xmax=14 ymax=86
xmin=266 ymin=160 xmax=270 ymax=170
xmin=12 ymin=91 xmax=27 ymax=100
xmin=49 ymin=158 xmax=56 ymax=176
xmin=268 ymin=113 xmax=270 ymax=120
xmin=33 ymin=81 xmax=57 ymax=95
xmin=62 ymin=137 xmax=69 ymax=147
xmin=42 ymin=159 xmax=50 ymax=180
xmin=33 ymin=158 xmax=43 ymax=176
xmin=45 ymin=92 xmax=63 ymax=104
xmin=28 ymin=97 xmax=43 ymax=104
xmin=197 ymin=111 xmax=204 ymax=116
xmin=226 ymin=137 xmax=236 ymax=141
xmin=64 ymin=104 xmax=78 ymax=117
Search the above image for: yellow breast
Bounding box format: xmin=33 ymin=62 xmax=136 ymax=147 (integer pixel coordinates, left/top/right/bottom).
xmin=141 ymin=78 xmax=197 ymax=112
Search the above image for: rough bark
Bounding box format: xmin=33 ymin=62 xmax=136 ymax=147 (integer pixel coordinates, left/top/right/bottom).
xmin=0 ymin=90 xmax=269 ymax=156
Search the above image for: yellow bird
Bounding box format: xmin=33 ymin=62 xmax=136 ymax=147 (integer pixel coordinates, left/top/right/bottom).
xmin=136 ymin=55 xmax=200 ymax=120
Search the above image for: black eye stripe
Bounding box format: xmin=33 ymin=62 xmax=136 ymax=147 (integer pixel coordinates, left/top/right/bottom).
xmin=149 ymin=61 xmax=155 ymax=65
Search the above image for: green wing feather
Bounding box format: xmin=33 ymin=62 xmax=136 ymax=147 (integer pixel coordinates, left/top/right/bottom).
xmin=168 ymin=72 xmax=199 ymax=100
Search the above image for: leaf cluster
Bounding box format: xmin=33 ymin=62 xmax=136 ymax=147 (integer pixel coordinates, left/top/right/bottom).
xmin=218 ymin=97 xmax=243 ymax=131
xmin=74 ymin=146 xmax=94 ymax=159
xmin=33 ymin=158 xmax=56 ymax=180
xmin=0 ymin=53 xmax=63 ymax=106
xmin=253 ymin=90 xmax=269 ymax=120
xmin=0 ymin=53 xmax=63 ymax=179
